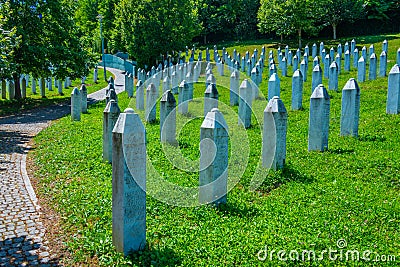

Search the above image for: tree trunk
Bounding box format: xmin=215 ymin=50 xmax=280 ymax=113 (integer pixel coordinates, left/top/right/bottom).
xmin=333 ymin=24 xmax=337 ymax=40
xmin=298 ymin=28 xmax=302 ymax=49
xmin=13 ymin=73 xmax=21 ymax=100
xmin=204 ymin=34 xmax=207 ymax=45
xmin=280 ymin=34 xmax=283 ymax=43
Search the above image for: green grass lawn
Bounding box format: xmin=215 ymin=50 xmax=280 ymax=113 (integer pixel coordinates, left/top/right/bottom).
xmin=32 ymin=34 xmax=400 ymax=266
xmin=0 ymin=69 xmax=113 ymax=116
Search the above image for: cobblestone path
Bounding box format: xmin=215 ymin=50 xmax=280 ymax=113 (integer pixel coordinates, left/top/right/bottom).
xmin=0 ymin=68 xmax=125 ymax=266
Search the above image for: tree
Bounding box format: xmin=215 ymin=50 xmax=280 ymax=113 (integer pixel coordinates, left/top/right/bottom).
xmin=111 ymin=0 xmax=200 ymax=67
xmin=318 ymin=0 xmax=365 ymax=39
xmin=258 ymin=0 xmax=320 ymax=48
xmin=0 ymin=0 xmax=94 ymax=99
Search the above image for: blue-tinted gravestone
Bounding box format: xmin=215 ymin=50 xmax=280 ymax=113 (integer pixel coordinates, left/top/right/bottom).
xmin=268 ymin=73 xmax=280 ymax=101
xmin=145 ymin=83 xmax=158 ymax=123
xmin=160 ymin=90 xmax=177 ymax=145
xmin=329 ymin=48 xmax=335 ymax=62
xmin=238 ymin=79 xmax=253 ymax=128
xmin=293 ymin=55 xmax=299 ymax=72
xmin=324 ymin=55 xmax=330 ymax=79
xmin=263 ymin=96 xmax=287 ymax=170
xmin=335 ymin=53 xmax=341 ymax=74
xmin=369 ymin=44 xmax=374 ymax=58
xmin=112 ymin=108 xmax=146 ymax=256
xmin=312 ymin=43 xmax=317 ymax=58
xmin=178 ymin=80 xmax=190 ymax=115
xmin=199 ymin=108 xmax=229 ymax=205
xmin=300 ymin=60 xmax=307 ymax=82
xmin=357 ymin=57 xmax=366 ymax=83
xmin=313 ymin=56 xmax=319 ymax=68
xmin=328 ymin=62 xmax=338 ymax=91
xmin=230 ymin=70 xmax=240 ymax=106
xmin=340 ymin=78 xmax=360 ymax=137
xmin=344 ymin=50 xmax=351 ymax=71
xmin=204 ymin=82 xmax=219 ymax=117
xmin=353 ymin=48 xmax=359 ymax=68
xmin=103 ymin=100 xmax=121 ymax=163
xmin=281 ymin=57 xmax=287 ymax=77
xmin=320 ymin=42 xmax=324 ymax=57
xmin=382 ymin=39 xmax=388 ymax=53
xmin=312 ymin=65 xmax=323 ymax=93
xmin=308 ymin=84 xmax=330 ymax=152
xmin=71 ymin=87 xmax=81 ymax=121
xmin=351 ymin=39 xmax=356 ymax=53
xmin=386 ymin=64 xmax=400 ymax=114
xmin=369 ymin=53 xmax=377 ymax=80
xmin=379 ymin=51 xmax=387 ymax=77
xmin=291 ymin=70 xmax=303 ymax=110
xmin=136 ymin=80 xmax=144 ymax=110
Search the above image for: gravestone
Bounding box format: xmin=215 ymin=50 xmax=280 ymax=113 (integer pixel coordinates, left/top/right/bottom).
xmin=335 ymin=53 xmax=341 ymax=74
xmin=145 ymin=83 xmax=158 ymax=123
xmin=103 ymin=100 xmax=121 ymax=163
xmin=186 ymin=71 xmax=194 ymax=100
xmin=112 ymin=108 xmax=146 ymax=256
xmin=178 ymin=80 xmax=190 ymax=115
xmin=71 ymin=87 xmax=81 ymax=121
xmin=308 ymin=84 xmax=330 ymax=152
xmin=321 ymin=49 xmax=326 ymax=61
xmin=136 ymin=80 xmax=144 ymax=110
xmin=328 ymin=62 xmax=338 ymax=91
xmin=288 ymin=51 xmax=293 ymax=66
xmin=312 ymin=43 xmax=317 ymax=58
xmin=127 ymin=74 xmax=134 ymax=97
xmin=39 ymin=78 xmax=46 ymax=98
xmin=313 ymin=56 xmax=319 ymax=68
xmin=324 ymin=55 xmax=330 ymax=79
xmin=8 ymin=80 xmax=15 ymax=100
xmin=293 ymin=55 xmax=299 ymax=72
xmin=21 ymin=78 xmax=27 ymax=99
xmin=329 ymin=47 xmax=335 ymax=62
xmin=269 ymin=64 xmax=276 ymax=78
xmin=285 ymin=46 xmax=289 ymax=59
xmin=379 ymin=51 xmax=387 ymax=77
xmin=338 ymin=43 xmax=342 ymax=58
xmin=160 ymin=90 xmax=177 ymax=144
xmin=344 ymin=42 xmax=349 ymax=54
xmin=281 ymin=57 xmax=287 ymax=77
xmin=94 ymin=66 xmax=98 ymax=83
xmin=353 ymin=48 xmax=359 ymax=68
xmin=292 ymin=70 xmax=303 ymax=110
xmin=238 ymin=79 xmax=253 ymax=128
xmin=171 ymin=71 xmax=178 ymax=94
xmin=296 ymin=49 xmax=301 ymax=62
xmin=230 ymin=70 xmax=240 ymax=106
xmin=344 ymin=50 xmax=351 ymax=71
xmin=57 ymin=80 xmax=63 ymax=95
xmin=311 ymin=65 xmax=323 ymax=93
xmin=108 ymin=88 xmax=118 ymax=104
xmin=300 ymin=60 xmax=307 ymax=82
xmin=386 ymin=64 xmax=400 ymax=114
xmin=48 ymin=77 xmax=53 ymax=91
xmin=263 ymin=96 xmax=287 ymax=170
xmin=320 ymin=42 xmax=324 ymax=57
xmin=80 ymin=84 xmax=88 ymax=113
xmin=351 ymin=39 xmax=356 ymax=53
xmin=357 ymin=57 xmax=366 ymax=83
xmin=340 ymin=78 xmax=360 ymax=137
xmin=268 ymin=73 xmax=280 ymax=101
xmin=369 ymin=53 xmax=377 ymax=80
xmin=305 ymin=45 xmax=309 ymax=57
xmin=204 ymin=83 xmax=219 ymax=117
xmin=163 ymin=75 xmax=171 ymax=93
xmin=199 ymin=108 xmax=229 ymax=205
xmin=362 ymin=46 xmax=367 ymax=62
xmin=369 ymin=44 xmax=375 ymax=58
xmin=382 ymin=39 xmax=388 ymax=53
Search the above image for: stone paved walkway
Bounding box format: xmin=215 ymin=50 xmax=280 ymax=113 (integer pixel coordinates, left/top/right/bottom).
xmin=0 ymin=68 xmax=125 ymax=266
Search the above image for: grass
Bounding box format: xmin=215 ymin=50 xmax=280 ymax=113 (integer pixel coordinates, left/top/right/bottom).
xmin=32 ymin=33 xmax=400 ymax=266
xmin=0 ymin=69 xmax=113 ymax=116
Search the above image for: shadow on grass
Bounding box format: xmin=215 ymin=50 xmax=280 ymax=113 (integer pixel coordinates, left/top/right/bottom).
xmin=216 ymin=202 xmax=260 ymax=218
xmin=257 ymin=163 xmax=314 ymax=195
xmin=358 ymin=134 xmax=386 ymax=142
xmin=129 ymin=246 xmax=181 ymax=267
xmin=328 ymin=148 xmax=355 ymax=154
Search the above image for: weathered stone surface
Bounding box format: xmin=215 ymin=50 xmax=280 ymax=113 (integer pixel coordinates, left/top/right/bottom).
xmin=145 ymin=83 xmax=158 ymax=123
xmin=308 ymin=84 xmax=330 ymax=152
xmin=112 ymin=108 xmax=146 ymax=256
xmin=263 ymin=96 xmax=287 ymax=170
xmin=268 ymin=73 xmax=280 ymax=101
xmin=230 ymin=70 xmax=240 ymax=106
xmin=199 ymin=108 xmax=229 ymax=205
xmin=340 ymin=78 xmax=360 ymax=137
xmin=238 ymin=79 xmax=253 ymax=128
xmin=291 ymin=70 xmax=303 ymax=110
xmin=386 ymin=64 xmax=400 ymax=114
xmin=103 ymin=100 xmax=121 ymax=163
xmin=80 ymin=84 xmax=88 ymax=113
xmin=136 ymin=80 xmax=144 ymax=110
xmin=71 ymin=87 xmax=81 ymax=121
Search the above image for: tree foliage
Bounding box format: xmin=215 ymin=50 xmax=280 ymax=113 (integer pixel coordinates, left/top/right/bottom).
xmin=111 ymin=0 xmax=200 ymax=67
xmin=0 ymin=0 xmax=95 ymax=99
xmin=318 ymin=0 xmax=365 ymax=39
